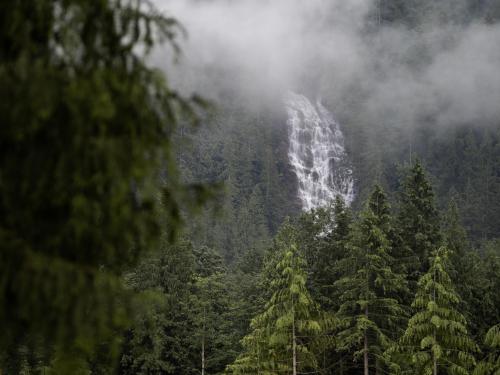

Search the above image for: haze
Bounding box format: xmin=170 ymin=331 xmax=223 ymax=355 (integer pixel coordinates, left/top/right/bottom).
xmin=153 ymin=0 xmax=500 ymax=128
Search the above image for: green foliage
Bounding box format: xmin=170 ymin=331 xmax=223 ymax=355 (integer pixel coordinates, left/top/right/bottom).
xmin=474 ymin=324 xmax=500 ymax=375
xmin=120 ymin=239 xmax=197 ymax=375
xmin=228 ymin=246 xmax=267 ymax=349
xmin=0 ymin=0 xmax=212 ymax=365
xmin=191 ymin=253 xmax=239 ymax=374
xmin=296 ymin=196 xmax=353 ymax=312
xmin=227 ymin=243 xmax=331 ymax=374
xmin=398 ymin=161 xmax=442 ymax=278
xmin=396 ymin=247 xmax=478 ymax=375
xmin=424 ymin=127 xmax=500 ymax=241
xmin=442 ymin=197 xmax=486 ymax=340
xmin=444 ymin=198 xmax=471 ymax=270
xmin=470 ymin=241 xmax=500 ymax=346
xmin=335 ymin=185 xmax=408 ymax=373
xmin=119 ymin=239 xmax=238 ymax=375
xmin=178 ymin=105 xmax=298 ymax=263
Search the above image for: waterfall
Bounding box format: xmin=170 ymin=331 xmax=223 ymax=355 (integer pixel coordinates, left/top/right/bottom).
xmin=285 ymin=92 xmax=354 ymax=211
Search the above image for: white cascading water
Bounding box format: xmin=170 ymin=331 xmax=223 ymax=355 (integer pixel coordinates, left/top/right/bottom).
xmin=285 ymin=92 xmax=354 ymax=211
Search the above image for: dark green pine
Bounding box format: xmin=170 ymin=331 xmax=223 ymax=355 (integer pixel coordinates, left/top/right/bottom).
xmin=335 ymin=184 xmax=408 ymax=375
xmin=227 ymin=242 xmax=330 ymax=375
xmin=397 ymin=160 xmax=442 ymax=279
xmin=398 ymin=247 xmax=478 ymax=375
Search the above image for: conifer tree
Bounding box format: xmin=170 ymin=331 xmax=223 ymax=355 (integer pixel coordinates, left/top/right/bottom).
xmin=398 ymin=160 xmax=441 ymax=279
xmin=398 ymin=247 xmax=478 ymax=375
xmin=120 ymin=239 xmax=197 ymax=375
xmin=297 ymin=195 xmax=353 ymax=311
xmin=335 ymin=185 xmax=407 ymax=374
xmin=227 ymin=244 xmax=329 ymax=375
xmin=443 ymin=196 xmax=473 ymax=285
xmin=191 ymin=247 xmax=237 ymax=375
xmin=0 ymin=0 xmax=211 ymax=363
xmin=332 ymin=195 xmax=353 ymax=243
xmin=442 ymin=197 xmax=481 ymax=335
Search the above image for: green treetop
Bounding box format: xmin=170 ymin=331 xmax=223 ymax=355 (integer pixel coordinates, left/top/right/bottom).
xmin=227 ymin=243 xmax=330 ymax=375
xmin=296 ymin=195 xmax=353 ymax=311
xmin=398 ymin=160 xmax=442 ymax=278
xmin=120 ymin=239 xmax=197 ymax=375
xmin=398 ymin=247 xmax=478 ymax=375
xmin=335 ymin=184 xmax=408 ymax=375
xmin=442 ymin=197 xmax=484 ymax=337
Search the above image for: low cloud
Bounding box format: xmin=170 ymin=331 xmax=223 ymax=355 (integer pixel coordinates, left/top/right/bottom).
xmin=152 ymin=0 xmax=500 ymax=128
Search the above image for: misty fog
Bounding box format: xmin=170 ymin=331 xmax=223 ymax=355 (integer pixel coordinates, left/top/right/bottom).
xmin=152 ymin=0 xmax=500 ymax=129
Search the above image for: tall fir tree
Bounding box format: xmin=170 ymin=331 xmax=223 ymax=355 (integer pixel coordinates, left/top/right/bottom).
xmin=276 ymin=197 xmax=353 ymax=373
xmin=397 ymin=247 xmax=478 ymax=375
xmin=120 ymin=239 xmax=197 ymax=375
xmin=295 ymin=195 xmax=353 ymax=312
xmin=335 ymin=185 xmax=407 ymax=374
xmin=227 ymin=243 xmax=330 ymax=375
xmin=398 ymin=160 xmax=441 ymax=280
xmin=317 ymin=196 xmax=353 ymax=311
xmin=442 ymin=196 xmax=483 ymax=338
xmin=443 ymin=197 xmax=470 ymax=273
xmin=190 ymin=247 xmax=238 ymax=375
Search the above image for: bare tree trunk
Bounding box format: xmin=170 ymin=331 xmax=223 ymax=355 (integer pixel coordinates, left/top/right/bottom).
xmin=293 ymin=306 xmax=297 ymax=375
xmin=201 ymin=337 xmax=205 ymax=375
xmin=202 ymin=308 xmax=206 ymax=375
xmin=364 ymin=306 xmax=369 ymax=375
xmin=433 ymin=357 xmax=437 ymax=375
xmin=257 ymin=343 xmax=261 ymax=375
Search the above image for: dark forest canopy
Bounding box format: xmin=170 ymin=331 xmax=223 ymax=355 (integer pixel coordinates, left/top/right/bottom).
xmin=1 ymin=0 xmax=500 ymax=374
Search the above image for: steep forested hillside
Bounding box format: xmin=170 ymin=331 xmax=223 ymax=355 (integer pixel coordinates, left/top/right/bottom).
xmin=175 ymin=93 xmax=500 ymax=262
xmin=177 ymin=100 xmax=301 ymax=262
xmin=171 ymin=0 xmax=500 ymax=260
xmin=345 ymin=119 xmax=500 ymax=241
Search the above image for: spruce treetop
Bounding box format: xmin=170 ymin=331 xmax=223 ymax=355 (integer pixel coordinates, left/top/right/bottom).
xmin=398 ymin=247 xmax=478 ymax=375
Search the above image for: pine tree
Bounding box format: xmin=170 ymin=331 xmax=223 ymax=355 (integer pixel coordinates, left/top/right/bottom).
xmin=120 ymin=239 xmax=197 ymax=375
xmin=335 ymin=185 xmax=407 ymax=374
xmin=296 ymin=195 xmax=353 ymax=311
xmin=442 ymin=196 xmax=481 ymax=336
xmin=444 ymin=197 xmax=470 ymax=270
xmin=227 ymin=244 xmax=329 ymax=375
xmin=398 ymin=247 xmax=478 ymax=375
xmin=398 ymin=160 xmax=441 ymax=279
xmin=0 ymin=0 xmax=211 ymax=363
xmin=320 ymin=196 xmax=353 ymax=311
xmin=191 ymin=247 xmax=237 ymax=375
xmin=229 ymin=246 xmax=267 ymax=348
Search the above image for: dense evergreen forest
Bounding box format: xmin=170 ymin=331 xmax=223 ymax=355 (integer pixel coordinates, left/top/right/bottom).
xmin=1 ymin=0 xmax=500 ymax=375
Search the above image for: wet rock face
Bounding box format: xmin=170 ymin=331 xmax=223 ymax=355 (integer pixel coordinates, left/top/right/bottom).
xmin=285 ymin=92 xmax=354 ymax=211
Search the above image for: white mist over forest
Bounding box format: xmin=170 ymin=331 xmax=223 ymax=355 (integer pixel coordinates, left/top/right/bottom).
xmin=154 ymin=0 xmax=500 ymax=128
